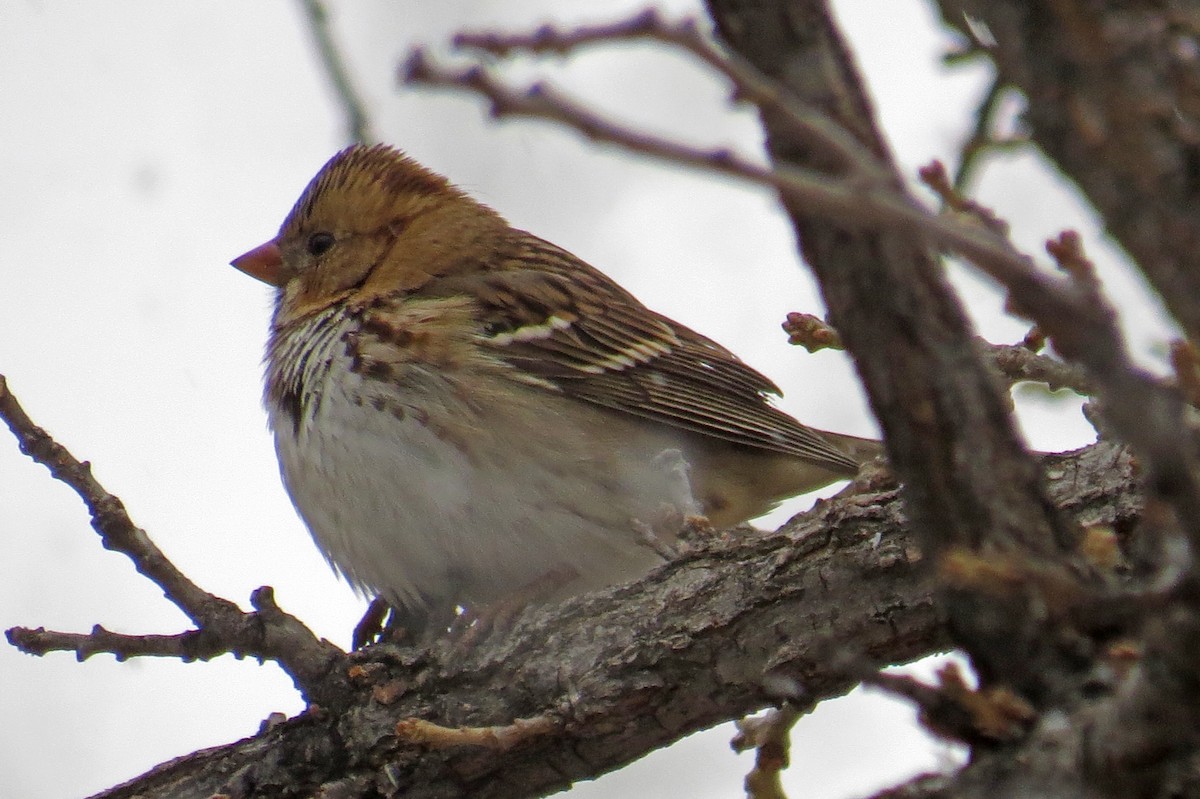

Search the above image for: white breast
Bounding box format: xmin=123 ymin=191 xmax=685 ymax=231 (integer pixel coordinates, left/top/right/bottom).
xmin=265 ymin=309 xmax=693 ymax=612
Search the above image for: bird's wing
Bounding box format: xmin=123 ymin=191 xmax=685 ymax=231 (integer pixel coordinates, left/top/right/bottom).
xmin=432 ymin=231 xmax=860 ymax=472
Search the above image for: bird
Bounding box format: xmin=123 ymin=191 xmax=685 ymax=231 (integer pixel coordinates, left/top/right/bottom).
xmin=231 ymin=143 xmax=880 ymax=621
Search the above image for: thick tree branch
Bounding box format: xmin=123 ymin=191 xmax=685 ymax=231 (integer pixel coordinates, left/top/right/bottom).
xmin=704 ymin=0 xmax=1088 ymax=709
xmin=87 ymin=441 xmax=1135 ymax=799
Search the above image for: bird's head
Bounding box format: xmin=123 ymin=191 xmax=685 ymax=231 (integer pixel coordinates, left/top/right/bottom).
xmin=231 ymin=144 xmax=502 ymax=324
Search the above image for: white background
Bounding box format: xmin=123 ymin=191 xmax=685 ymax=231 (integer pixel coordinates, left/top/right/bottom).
xmin=0 ymin=2 xmax=1170 ymax=798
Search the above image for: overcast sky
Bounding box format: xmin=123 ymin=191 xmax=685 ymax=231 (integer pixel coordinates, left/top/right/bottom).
xmin=0 ymin=3 xmax=1172 ymax=798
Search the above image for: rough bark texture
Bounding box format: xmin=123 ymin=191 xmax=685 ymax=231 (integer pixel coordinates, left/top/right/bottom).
xmin=92 ymin=444 xmax=1134 ymax=799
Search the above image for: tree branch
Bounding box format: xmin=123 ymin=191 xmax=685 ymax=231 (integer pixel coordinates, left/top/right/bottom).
xmin=452 ymin=9 xmax=887 ymax=179
xmin=86 ymin=440 xmax=1136 ymax=799
xmin=704 ymin=0 xmax=1092 ymax=713
xmin=0 ymin=375 xmax=348 ymax=704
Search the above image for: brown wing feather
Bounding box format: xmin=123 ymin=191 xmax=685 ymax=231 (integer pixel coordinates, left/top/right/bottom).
xmin=427 ymin=231 xmax=859 ymax=473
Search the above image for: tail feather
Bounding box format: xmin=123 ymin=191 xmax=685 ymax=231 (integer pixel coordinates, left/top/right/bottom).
xmin=821 ymin=431 xmax=885 ymax=465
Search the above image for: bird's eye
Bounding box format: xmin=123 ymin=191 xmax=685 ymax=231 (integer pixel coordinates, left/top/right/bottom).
xmin=306 ymin=232 xmax=336 ymax=257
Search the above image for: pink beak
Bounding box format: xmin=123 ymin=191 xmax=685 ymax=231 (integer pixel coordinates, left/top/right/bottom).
xmin=231 ymin=240 xmax=284 ymax=286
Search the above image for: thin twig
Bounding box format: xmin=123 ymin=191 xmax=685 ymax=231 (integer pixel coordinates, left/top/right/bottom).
xmin=296 ymin=0 xmax=375 ymax=145
xmin=782 ymin=312 xmax=1089 ymax=394
xmin=454 ymin=10 xmax=888 ymax=180
xmin=394 ymin=715 xmax=560 ymax=751
xmin=955 ymin=76 xmax=1004 ymax=190
xmin=864 ymin=665 xmax=1036 ymax=744
xmin=952 ymin=76 xmax=1028 ymax=191
xmin=731 ymin=705 xmax=802 ymax=799
xmin=921 ymin=159 xmax=1009 ymax=236
xmin=0 ymin=375 xmax=347 ymax=702
xmin=984 ymin=341 xmax=1093 ymax=395
xmin=9 ymin=625 xmax=230 ymax=663
xmin=0 ymin=375 xmax=230 ymax=627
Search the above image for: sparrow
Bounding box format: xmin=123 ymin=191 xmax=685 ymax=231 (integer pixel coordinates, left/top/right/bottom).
xmin=231 ymin=144 xmax=880 ymax=618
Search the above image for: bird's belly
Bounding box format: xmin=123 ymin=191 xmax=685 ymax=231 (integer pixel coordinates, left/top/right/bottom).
xmin=270 ymin=375 xmax=690 ymax=611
